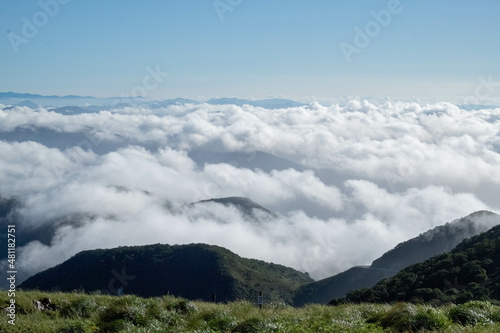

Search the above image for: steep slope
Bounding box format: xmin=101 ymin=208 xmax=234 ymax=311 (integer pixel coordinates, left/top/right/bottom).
xmin=294 ymin=211 xmax=500 ymax=306
xmin=334 ymin=223 xmax=500 ymax=304
xmin=19 ymin=243 xmax=313 ymax=303
xmin=293 ymin=266 xmax=396 ymax=307
xmin=371 ymin=211 xmax=500 ymax=271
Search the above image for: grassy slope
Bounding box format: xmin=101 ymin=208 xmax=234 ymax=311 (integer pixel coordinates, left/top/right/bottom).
xmin=3 ymin=291 xmax=500 ymax=332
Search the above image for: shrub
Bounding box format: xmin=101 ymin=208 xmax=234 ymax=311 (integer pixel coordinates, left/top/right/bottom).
xmin=99 ymin=296 xmax=148 ymax=327
xmin=232 ymin=317 xmax=275 ymax=333
xmin=264 ymin=302 xmax=291 ymax=311
xmin=379 ymin=303 xmax=417 ymax=330
xmin=98 ymin=319 xmax=129 ymax=333
xmin=448 ymin=301 xmax=495 ymax=325
xmin=200 ymin=309 xmax=237 ymax=332
xmin=208 ymin=315 xmax=237 ymax=332
xmin=166 ymin=299 xmax=198 ymax=315
xmin=60 ymin=298 xmax=101 ymax=318
xmin=370 ymin=303 xmax=450 ymax=331
xmin=57 ymin=319 xmax=98 ymax=333
xmin=410 ymin=306 xmax=451 ymax=331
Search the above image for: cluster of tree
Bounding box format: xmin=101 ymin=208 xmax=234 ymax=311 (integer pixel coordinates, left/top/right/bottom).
xmin=20 ymin=243 xmax=313 ymax=304
xmin=331 ymin=225 xmax=500 ymax=305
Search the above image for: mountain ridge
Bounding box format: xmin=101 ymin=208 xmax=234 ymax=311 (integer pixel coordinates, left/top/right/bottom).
xmin=333 ymin=221 xmax=500 ymax=304
xmin=293 ymin=211 xmax=500 ymax=306
xmin=194 ymin=196 xmax=278 ymax=219
xmin=0 ymin=92 xmax=305 ymax=109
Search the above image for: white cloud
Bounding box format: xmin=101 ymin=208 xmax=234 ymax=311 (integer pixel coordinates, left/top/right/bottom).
xmin=1 ymin=101 xmax=499 ymax=285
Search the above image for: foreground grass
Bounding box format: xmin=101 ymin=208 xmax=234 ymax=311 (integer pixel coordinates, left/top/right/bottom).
xmin=2 ymin=291 xmax=500 ymax=332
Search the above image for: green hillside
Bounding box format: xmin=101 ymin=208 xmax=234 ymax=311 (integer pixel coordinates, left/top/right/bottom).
xmin=295 ymin=211 xmax=500 ymax=306
xmin=333 ymin=224 xmax=500 ymax=305
xmin=371 ymin=211 xmax=500 ymax=271
xmin=19 ymin=243 xmax=313 ymax=304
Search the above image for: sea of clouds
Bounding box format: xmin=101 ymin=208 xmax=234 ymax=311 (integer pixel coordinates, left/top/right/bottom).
xmin=1 ymin=100 xmax=499 ymax=285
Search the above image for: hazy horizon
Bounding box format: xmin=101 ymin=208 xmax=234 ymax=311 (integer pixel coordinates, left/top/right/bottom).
xmin=1 ymin=1 xmax=500 ymax=101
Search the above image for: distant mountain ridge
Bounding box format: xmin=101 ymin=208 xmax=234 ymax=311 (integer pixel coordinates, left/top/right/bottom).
xmin=19 ymin=243 xmax=313 ymax=303
xmin=0 ymin=92 xmax=305 ymax=109
xmin=206 ymin=98 xmax=304 ymax=109
xmin=48 ymin=106 xmax=95 ymax=115
xmin=2 ymin=100 xmax=40 ymax=110
xmin=194 ymin=197 xmax=277 ymax=219
xmin=0 ymin=92 xmax=90 ymax=99
xmin=188 ymin=150 xmax=306 ymax=174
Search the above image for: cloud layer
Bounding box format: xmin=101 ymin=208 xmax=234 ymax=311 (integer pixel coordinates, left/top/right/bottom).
xmin=0 ymin=101 xmax=499 ymax=284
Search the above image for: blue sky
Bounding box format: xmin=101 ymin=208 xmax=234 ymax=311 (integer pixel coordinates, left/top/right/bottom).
xmin=1 ymin=0 xmax=499 ymax=101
